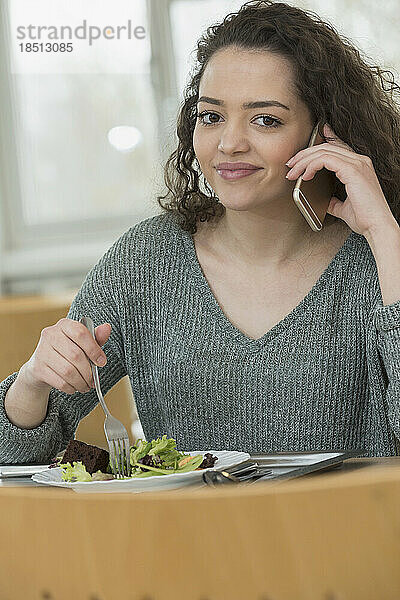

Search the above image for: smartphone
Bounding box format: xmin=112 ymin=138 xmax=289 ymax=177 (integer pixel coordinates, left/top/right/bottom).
xmin=292 ymin=120 xmax=336 ymax=232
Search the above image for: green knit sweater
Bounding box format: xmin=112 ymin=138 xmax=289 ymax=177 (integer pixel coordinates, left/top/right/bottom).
xmin=1 ymin=212 xmax=400 ymax=462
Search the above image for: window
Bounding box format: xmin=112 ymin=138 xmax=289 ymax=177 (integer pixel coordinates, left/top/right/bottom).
xmin=0 ymin=0 xmax=168 ymax=293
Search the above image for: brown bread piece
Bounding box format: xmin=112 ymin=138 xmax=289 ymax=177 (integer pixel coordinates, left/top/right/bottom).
xmin=61 ymin=439 xmax=109 ymax=475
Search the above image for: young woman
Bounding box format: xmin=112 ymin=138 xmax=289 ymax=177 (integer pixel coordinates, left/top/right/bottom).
xmin=2 ymin=0 xmax=400 ymax=462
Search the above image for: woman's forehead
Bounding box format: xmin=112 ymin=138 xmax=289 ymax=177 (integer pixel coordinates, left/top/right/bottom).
xmin=199 ymin=49 xmax=297 ymax=106
xmin=203 ymin=47 xmax=294 ymax=78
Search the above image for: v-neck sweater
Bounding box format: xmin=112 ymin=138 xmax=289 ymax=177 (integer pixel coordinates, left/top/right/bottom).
xmin=1 ymin=211 xmax=400 ymax=462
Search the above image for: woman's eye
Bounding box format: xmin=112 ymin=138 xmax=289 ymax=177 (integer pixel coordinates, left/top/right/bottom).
xmin=253 ymin=115 xmax=281 ymax=128
xmin=196 ymin=111 xmax=281 ymax=128
xmin=197 ymin=111 xmax=221 ymax=126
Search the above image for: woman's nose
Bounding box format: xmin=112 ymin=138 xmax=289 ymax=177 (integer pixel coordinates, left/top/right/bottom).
xmin=217 ymin=122 xmax=250 ymax=154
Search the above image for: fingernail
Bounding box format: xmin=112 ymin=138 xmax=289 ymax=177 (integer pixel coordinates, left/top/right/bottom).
xmin=97 ymin=356 xmax=106 ymax=366
xmin=286 ymin=159 xmax=294 ymax=166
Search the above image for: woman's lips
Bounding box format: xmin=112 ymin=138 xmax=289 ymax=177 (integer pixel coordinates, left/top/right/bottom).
xmin=216 ymin=168 xmax=262 ymax=180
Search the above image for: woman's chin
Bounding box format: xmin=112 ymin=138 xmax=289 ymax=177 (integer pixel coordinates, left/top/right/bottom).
xmin=218 ymin=198 xmax=262 ymax=211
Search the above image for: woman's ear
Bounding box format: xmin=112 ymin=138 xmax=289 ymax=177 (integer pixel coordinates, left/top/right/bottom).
xmin=313 ymin=132 xmax=326 ymax=145
xmin=315 ymin=122 xmax=326 ymax=144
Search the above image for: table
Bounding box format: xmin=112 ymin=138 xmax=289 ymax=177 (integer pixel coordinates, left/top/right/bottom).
xmin=1 ymin=457 xmax=400 ymax=600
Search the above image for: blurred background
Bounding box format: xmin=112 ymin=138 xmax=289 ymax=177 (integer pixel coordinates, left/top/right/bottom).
xmin=0 ymin=0 xmax=398 ymax=448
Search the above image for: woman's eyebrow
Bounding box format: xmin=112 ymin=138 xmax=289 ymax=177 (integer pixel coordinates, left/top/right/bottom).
xmin=197 ymin=96 xmax=290 ymax=111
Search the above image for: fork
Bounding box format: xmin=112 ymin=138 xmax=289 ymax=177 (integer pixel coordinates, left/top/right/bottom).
xmin=203 ymin=467 xmax=273 ymax=486
xmin=80 ymin=316 xmax=131 ymax=478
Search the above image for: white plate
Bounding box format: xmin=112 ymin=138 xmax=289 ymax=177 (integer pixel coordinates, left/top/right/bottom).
xmin=31 ymin=450 xmax=250 ymax=493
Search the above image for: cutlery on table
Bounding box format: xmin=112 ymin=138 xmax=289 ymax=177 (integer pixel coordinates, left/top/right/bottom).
xmin=203 ymin=467 xmax=273 ymax=486
xmin=80 ymin=316 xmax=131 ymax=478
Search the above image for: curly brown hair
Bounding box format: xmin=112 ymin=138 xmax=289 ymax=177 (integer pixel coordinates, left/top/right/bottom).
xmin=156 ymin=0 xmax=400 ymax=234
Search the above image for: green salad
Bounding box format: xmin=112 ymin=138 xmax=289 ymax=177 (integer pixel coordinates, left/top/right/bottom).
xmin=60 ymin=435 xmax=218 ymax=482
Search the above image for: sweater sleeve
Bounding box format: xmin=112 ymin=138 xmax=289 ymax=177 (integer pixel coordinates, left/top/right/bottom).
xmin=0 ymin=234 xmax=129 ymax=464
xmin=373 ymin=298 xmax=400 ymax=447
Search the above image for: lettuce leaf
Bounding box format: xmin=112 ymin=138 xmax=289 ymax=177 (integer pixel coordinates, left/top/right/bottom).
xmin=60 ymin=461 xmax=92 ymax=482
xmin=135 ymin=453 xmax=204 ymax=475
xmin=148 ymin=435 xmax=177 ymax=456
xmin=174 ymin=454 xmax=204 ymax=472
xmin=130 ymin=439 xmax=152 ymax=466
